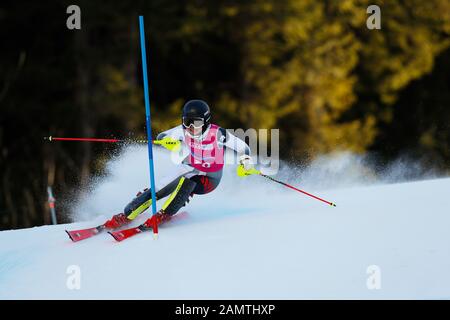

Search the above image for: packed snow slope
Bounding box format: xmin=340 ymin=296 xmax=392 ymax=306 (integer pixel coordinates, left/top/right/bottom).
xmin=1 ymin=146 xmax=449 ymax=299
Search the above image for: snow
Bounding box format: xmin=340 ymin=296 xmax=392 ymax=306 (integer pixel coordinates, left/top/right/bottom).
xmin=1 ymin=147 xmax=449 ymax=299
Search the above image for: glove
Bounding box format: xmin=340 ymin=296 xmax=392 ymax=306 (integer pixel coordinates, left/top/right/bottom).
xmin=237 ymin=155 xmax=260 ymax=177
xmin=239 ymin=154 xmax=253 ymax=170
xmin=153 ymin=136 xmax=181 ymax=152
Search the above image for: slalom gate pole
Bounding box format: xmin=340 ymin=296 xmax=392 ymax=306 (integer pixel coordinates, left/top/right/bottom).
xmin=47 ymin=186 xmax=58 ymax=225
xmin=139 ymin=15 xmax=159 ymax=238
xmin=259 ymin=173 xmax=337 ymax=207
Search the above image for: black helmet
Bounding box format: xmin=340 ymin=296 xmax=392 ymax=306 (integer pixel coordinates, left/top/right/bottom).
xmin=182 ymin=99 xmax=211 ymax=137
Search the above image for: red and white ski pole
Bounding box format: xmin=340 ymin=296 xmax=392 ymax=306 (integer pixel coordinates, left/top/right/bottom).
xmin=259 ymin=173 xmax=337 ymax=207
xmin=44 ymin=136 xmax=181 ymax=151
xmin=44 ymin=136 xmax=148 ymax=144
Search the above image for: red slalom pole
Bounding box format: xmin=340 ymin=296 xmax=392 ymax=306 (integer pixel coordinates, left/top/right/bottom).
xmin=260 ymin=173 xmax=337 ymax=207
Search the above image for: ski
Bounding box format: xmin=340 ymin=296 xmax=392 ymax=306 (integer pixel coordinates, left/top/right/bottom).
xmin=108 ymin=225 xmax=147 ymax=242
xmin=66 ymin=225 xmax=106 ymax=242
xmin=65 ymin=213 xmax=130 ymax=242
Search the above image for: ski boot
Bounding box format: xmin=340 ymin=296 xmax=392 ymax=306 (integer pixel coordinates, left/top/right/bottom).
xmin=140 ymin=210 xmax=172 ymax=230
xmin=104 ymin=213 xmax=130 ymax=229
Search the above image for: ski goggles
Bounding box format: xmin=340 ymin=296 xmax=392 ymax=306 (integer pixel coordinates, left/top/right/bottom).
xmin=182 ymin=117 xmax=205 ymax=129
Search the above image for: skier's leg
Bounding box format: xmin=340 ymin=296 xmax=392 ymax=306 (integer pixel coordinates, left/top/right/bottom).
xmin=105 ymin=171 xmax=202 ymax=229
xmin=156 ymin=170 xmax=222 ymax=221
xmin=124 ymin=174 xmax=190 ymax=220
xmin=190 ymin=170 xmax=222 ymax=195
xmin=158 ymin=169 xmax=222 ymax=216
xmin=124 ymin=188 xmax=160 ymax=220
xmin=160 ymin=176 xmax=197 ymax=216
xmin=141 ymin=176 xmax=197 ymax=229
xmin=124 ymin=165 xmax=197 ymax=220
xmin=106 ymin=166 xmax=196 ymax=228
xmin=106 ymin=181 xmax=179 ymax=228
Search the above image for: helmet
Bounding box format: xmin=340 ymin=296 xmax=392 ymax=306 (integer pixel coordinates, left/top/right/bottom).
xmin=182 ymin=99 xmax=211 ymax=138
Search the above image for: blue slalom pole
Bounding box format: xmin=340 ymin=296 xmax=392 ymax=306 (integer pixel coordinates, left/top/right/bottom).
xmin=138 ymin=16 xmax=158 ymax=223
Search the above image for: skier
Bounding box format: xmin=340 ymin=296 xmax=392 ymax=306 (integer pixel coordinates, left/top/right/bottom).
xmin=104 ymin=99 xmax=256 ymax=230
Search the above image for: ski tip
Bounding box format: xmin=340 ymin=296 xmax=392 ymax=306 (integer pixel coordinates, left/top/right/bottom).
xmin=65 ymin=230 xmax=75 ymax=242
xmin=108 ymin=231 xmax=123 ymax=242
xmin=108 ymin=231 xmax=117 ymax=241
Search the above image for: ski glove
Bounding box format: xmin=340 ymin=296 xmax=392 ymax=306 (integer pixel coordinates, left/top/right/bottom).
xmin=239 ymin=154 xmax=253 ymax=170
xmin=153 ymin=136 xmax=181 ymax=152
xmin=237 ymin=155 xmax=260 ymax=177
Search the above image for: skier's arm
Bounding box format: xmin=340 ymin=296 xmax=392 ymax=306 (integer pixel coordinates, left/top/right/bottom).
xmin=156 ymin=125 xmax=184 ymax=141
xmin=155 ymin=126 xmax=184 ymax=151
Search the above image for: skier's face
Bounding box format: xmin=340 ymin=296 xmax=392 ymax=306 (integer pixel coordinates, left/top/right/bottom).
xmin=183 ymin=117 xmax=204 ymax=138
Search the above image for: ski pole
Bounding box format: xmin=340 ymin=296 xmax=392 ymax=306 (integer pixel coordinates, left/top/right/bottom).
xmin=44 ymin=136 xmax=148 ymax=143
xmin=259 ymin=172 xmax=337 ymax=207
xmin=238 ymin=166 xmax=336 ymax=206
xmin=44 ymin=136 xmax=181 ymax=151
